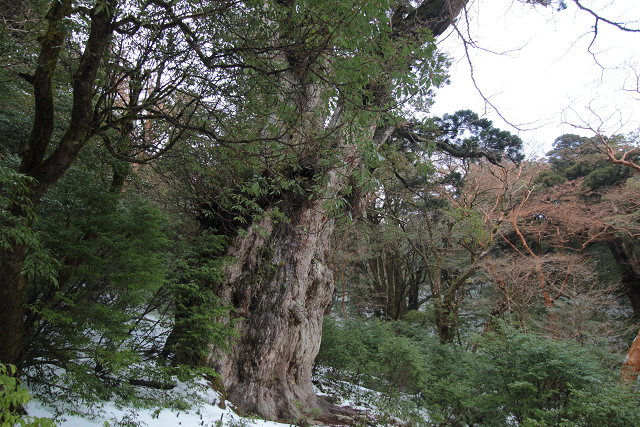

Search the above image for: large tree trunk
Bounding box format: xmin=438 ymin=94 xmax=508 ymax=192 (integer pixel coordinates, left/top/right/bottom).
xmin=209 ymin=192 xmax=341 ymax=420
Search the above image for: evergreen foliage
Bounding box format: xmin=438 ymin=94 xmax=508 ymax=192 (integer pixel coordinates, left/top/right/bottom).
xmin=536 ymin=134 xmax=638 ymax=189
xmin=0 ymin=161 xmax=58 ymax=286
xmin=317 ymin=317 xmax=640 ymax=427
xmin=0 ymin=151 xmax=237 ymax=417
xmin=432 ymin=110 xmax=525 ymax=165
xmin=471 ymin=325 xmax=628 ymax=426
xmin=163 ymin=231 xmax=237 ymax=367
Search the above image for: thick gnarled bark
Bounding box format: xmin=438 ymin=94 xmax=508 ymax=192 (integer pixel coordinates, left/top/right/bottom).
xmin=1 ymin=0 xmax=469 ymax=419
xmin=209 ymin=202 xmax=337 ymax=420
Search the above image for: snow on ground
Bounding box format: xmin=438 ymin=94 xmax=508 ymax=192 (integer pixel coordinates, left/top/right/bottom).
xmin=23 ymin=369 xmax=414 ymax=426
xmin=27 ymin=398 xmax=287 ymax=427
xmin=25 ymin=383 xmax=287 ymax=427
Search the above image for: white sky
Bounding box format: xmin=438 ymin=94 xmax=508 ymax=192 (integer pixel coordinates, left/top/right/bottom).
xmin=430 ymin=0 xmax=640 ymax=157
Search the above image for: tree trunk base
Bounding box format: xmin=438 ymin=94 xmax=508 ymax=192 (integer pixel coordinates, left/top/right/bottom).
xmin=208 ymin=206 xmax=336 ymax=421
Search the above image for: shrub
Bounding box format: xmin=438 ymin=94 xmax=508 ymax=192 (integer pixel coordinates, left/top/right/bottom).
xmin=317 ymin=318 xmax=640 ymax=426
xmin=0 ymin=363 xmax=56 ymax=427
xmin=471 ymin=325 xmax=640 ymax=426
xmin=315 ymin=316 xmax=381 ymax=383
xmin=378 ymin=335 xmax=426 ymax=394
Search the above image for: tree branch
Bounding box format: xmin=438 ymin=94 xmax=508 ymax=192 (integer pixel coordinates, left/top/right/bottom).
xmin=572 ymin=0 xmax=640 ymax=34
xmin=393 ymin=126 xmax=504 ymax=166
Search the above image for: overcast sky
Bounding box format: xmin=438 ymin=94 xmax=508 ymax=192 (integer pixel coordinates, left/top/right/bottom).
xmin=430 ymin=0 xmax=640 ymax=157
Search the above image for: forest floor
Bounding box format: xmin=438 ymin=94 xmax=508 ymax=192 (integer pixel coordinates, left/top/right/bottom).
xmin=25 ymin=374 xmax=387 ymax=427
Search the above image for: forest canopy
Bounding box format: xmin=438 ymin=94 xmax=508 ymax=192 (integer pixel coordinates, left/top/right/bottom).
xmin=1 ymin=0 xmax=640 ymax=426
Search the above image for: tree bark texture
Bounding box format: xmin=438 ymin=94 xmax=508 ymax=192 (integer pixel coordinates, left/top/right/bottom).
xmin=1 ymin=0 xmax=468 ymax=418
xmin=209 ymin=180 xmax=344 ymax=420
xmin=0 ymin=245 xmax=28 ymax=367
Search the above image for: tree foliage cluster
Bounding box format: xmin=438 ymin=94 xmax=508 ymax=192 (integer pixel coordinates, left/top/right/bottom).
xmin=1 ymin=148 xmax=236 ymax=419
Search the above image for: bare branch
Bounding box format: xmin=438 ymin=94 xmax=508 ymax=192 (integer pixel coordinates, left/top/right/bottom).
xmin=572 ymin=0 xmax=640 ymax=34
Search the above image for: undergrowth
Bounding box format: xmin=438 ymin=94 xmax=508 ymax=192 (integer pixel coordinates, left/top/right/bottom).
xmin=315 ymin=317 xmax=640 ymax=427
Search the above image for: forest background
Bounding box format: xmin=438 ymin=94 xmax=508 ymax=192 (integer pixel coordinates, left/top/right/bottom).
xmin=2 ymin=1 xmax=640 ymax=426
